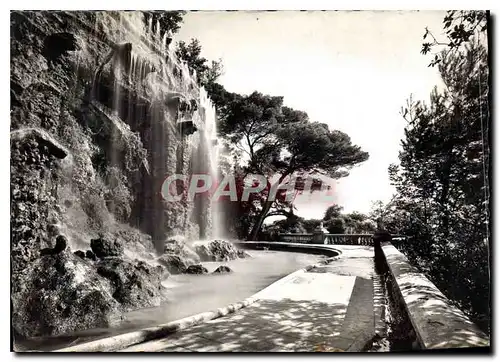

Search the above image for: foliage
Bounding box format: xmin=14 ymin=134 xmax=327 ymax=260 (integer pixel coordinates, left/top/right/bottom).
xmin=266 ymin=216 xmax=306 ymax=235
xmin=204 ymin=81 xmax=242 ymax=119
xmin=103 ymin=166 xmax=133 ymax=222
xmin=421 ymin=10 xmax=488 ymax=66
xmin=325 ymin=218 xmax=345 ymax=234
xmin=215 ymin=91 xmax=369 ymax=240
xmin=391 ymin=21 xmax=490 ymax=332
xmin=144 ymin=11 xmax=186 ymax=35
xmin=342 ymin=211 xmax=376 ymax=233
xmin=323 ymin=204 xmax=343 ymax=221
xmin=175 ymin=39 xmax=224 ymax=87
xmin=301 ymin=219 xmax=322 ymax=233
xmin=263 ymin=206 xmax=376 ymax=237
xmin=122 ymin=131 xmax=148 ymax=175
xmin=322 ymin=205 xmax=375 ymax=234
xmin=218 ymin=165 xmax=264 ymax=240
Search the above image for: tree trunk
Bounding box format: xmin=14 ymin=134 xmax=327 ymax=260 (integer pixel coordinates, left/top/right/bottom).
xmin=247 ymin=200 xmax=273 ymax=241
xmin=247 ymin=171 xmax=291 ymax=241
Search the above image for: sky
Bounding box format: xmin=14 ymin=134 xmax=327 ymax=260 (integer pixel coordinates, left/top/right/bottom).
xmin=174 ymin=10 xmax=446 ymax=219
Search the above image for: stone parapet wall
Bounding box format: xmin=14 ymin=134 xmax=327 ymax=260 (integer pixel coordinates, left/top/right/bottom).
xmin=379 ymin=242 xmax=489 ymax=350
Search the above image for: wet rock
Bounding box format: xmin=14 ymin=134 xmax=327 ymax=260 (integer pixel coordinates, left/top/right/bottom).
xmin=11 ymin=89 xmax=22 ymax=109
xmin=96 ymin=258 xmax=166 ymax=310
xmin=237 ymin=249 xmax=251 ymax=259
xmin=11 ymin=128 xmax=68 ymax=159
xmin=155 ymin=264 xmax=169 ymax=280
xmin=189 ymin=99 xmax=198 ymax=112
xmin=157 ymin=254 xmax=188 ymax=274
xmin=185 ymin=264 xmax=209 ymax=275
xmin=90 ymin=237 xmax=124 ymax=258
xmin=43 ymin=32 xmax=80 ymax=63
xmin=85 ymin=250 xmax=97 ymax=261
xmin=163 ymin=238 xmax=200 ymax=264
xmin=11 ymin=80 xmax=24 ymax=104
xmin=177 ymin=120 xmax=197 ymax=135
xmin=40 ymin=235 xmax=67 ymax=256
xmin=46 ymin=223 xmax=61 ymax=237
xmin=194 ymin=244 xmax=214 ymax=262
xmin=213 ymin=266 xmax=232 ymax=274
xmin=178 ymin=99 xmax=191 ymax=113
xmin=74 ymin=250 xmax=86 ymax=259
xmin=11 ymin=251 xmax=121 ymax=338
xmin=195 ymin=240 xmax=247 ymax=262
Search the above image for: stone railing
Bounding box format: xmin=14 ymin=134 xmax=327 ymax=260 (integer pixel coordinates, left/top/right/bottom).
xmin=325 ymin=234 xmax=373 ymax=246
xmin=278 ymin=233 xmax=408 ymax=246
xmin=278 ymin=233 xmax=374 ymax=246
xmin=377 ymin=242 xmax=490 ymax=350
xmin=278 ymin=233 xmax=314 ymax=243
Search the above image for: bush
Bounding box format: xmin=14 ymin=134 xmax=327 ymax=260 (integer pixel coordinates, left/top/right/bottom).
xmin=325 ymin=218 xmax=345 ymax=234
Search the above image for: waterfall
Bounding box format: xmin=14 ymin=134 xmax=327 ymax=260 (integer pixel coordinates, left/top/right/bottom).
xmin=93 ymin=11 xmax=223 ymax=244
xmin=200 ymin=87 xmax=223 ymax=239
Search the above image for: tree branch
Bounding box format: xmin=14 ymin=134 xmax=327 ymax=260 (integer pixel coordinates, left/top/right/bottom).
xmin=250 ymin=129 xmax=275 ymax=149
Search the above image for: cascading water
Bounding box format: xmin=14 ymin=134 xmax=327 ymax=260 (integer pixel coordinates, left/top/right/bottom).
xmin=200 ymin=87 xmax=224 ymax=239
xmin=93 ymin=11 xmax=223 ymax=247
xmin=9 ymin=10 xmax=243 ymax=345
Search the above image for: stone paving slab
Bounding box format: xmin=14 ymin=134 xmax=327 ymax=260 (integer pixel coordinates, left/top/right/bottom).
xmin=122 ymin=246 xmax=376 ymax=352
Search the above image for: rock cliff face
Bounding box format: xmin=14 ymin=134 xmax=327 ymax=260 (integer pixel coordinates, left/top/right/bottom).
xmin=10 ymin=11 xmax=219 ymax=338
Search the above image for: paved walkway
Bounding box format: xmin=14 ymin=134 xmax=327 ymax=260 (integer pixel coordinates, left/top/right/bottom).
xmin=121 ymin=245 xmax=384 ymax=352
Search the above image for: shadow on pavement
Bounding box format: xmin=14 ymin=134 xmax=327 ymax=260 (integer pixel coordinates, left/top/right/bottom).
xmin=127 ymin=298 xmax=354 ymax=352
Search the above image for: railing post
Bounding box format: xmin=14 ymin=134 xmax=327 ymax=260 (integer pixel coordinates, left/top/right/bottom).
xmin=312 ymin=230 xmax=326 ymax=244
xmin=311 ymin=223 xmax=327 ymax=244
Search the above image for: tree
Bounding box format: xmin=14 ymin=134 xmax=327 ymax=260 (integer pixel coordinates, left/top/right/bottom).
xmin=390 ymin=15 xmax=490 ymax=331
xmin=144 ymin=11 xmax=186 ymax=35
xmin=254 ymin=121 xmax=368 ymax=239
xmin=323 ymin=204 xmax=343 ymax=221
xmin=217 ymin=91 xmax=369 ymax=240
xmin=169 ymin=33 xmax=369 ymax=242
xmin=217 ymin=91 xmax=284 ymax=164
xmin=323 ymin=206 xmax=375 ymax=234
xmin=325 ymin=218 xmax=345 ymax=234
xmin=267 ymin=215 xmax=306 ymax=235
xmin=343 ymin=211 xmax=374 ymax=234
xmin=302 ymin=219 xmax=322 ymax=233
xmin=175 ymin=39 xmax=224 ymax=87
xmin=421 ymin=10 xmax=488 ymax=67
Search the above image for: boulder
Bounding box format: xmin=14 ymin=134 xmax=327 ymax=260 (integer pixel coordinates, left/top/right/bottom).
xmin=237 ymin=249 xmax=251 ymax=259
xmin=40 ymin=235 xmax=68 ymax=256
xmin=96 ymin=258 xmax=166 ymax=311
xmin=185 ymin=264 xmax=209 ymax=275
xmin=194 ymin=244 xmax=214 ymax=262
xmin=85 ymin=250 xmax=97 ymax=261
xmin=11 ymin=251 xmax=121 ymax=338
xmin=74 ymin=250 xmax=85 ymax=259
xmin=195 ymin=240 xmax=248 ymax=262
xmin=163 ymin=238 xmax=200 ymax=264
xmin=213 ymin=266 xmax=232 ymax=274
xmin=90 ymin=237 xmax=124 ymax=258
xmin=157 ymin=254 xmax=189 ymax=275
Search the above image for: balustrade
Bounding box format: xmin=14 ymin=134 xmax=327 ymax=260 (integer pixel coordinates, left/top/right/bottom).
xmin=278 ymin=233 xmax=375 ymax=245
